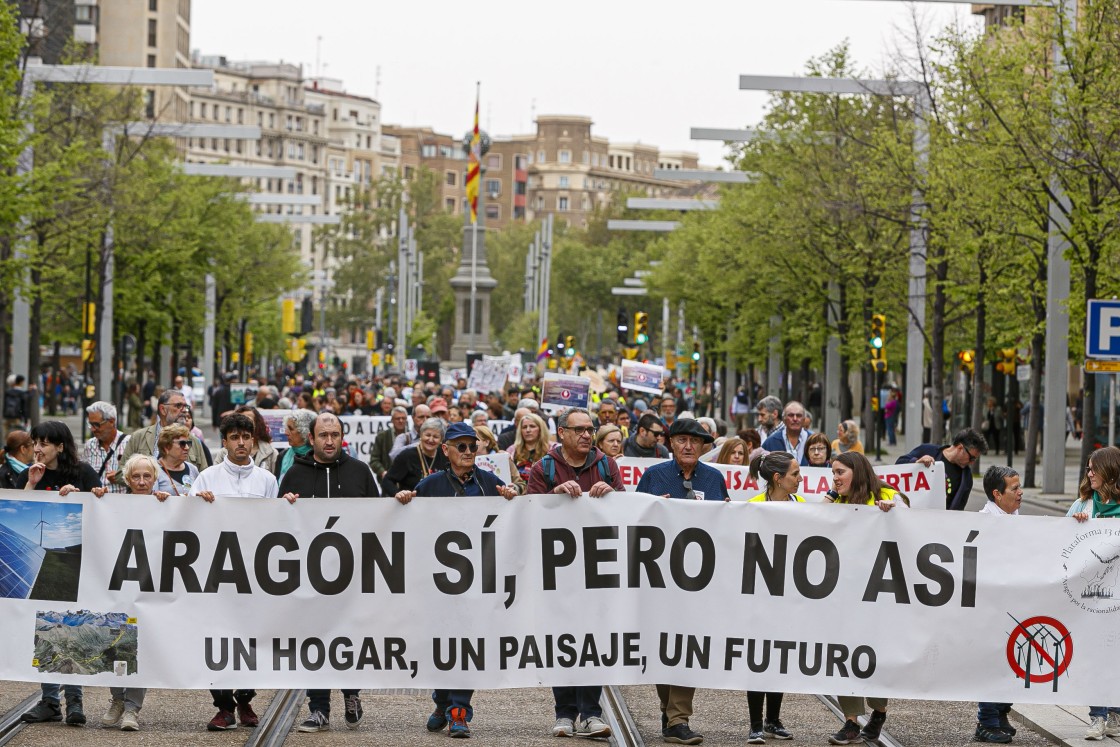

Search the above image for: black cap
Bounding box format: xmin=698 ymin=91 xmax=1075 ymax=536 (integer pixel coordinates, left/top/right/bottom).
xmin=668 ymin=418 xmax=714 ymax=444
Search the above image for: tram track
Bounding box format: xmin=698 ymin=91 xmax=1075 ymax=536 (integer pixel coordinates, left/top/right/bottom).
xmin=0 ymin=694 xmax=38 ymax=747
xmin=244 ymin=689 xmax=303 ymax=747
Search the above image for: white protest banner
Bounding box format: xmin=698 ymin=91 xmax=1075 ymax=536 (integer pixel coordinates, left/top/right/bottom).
xmin=468 ymin=355 xmax=513 ymax=394
xmin=404 ymin=359 xmax=419 ymax=381
xmin=475 ymin=453 xmax=514 ymax=484
xmin=1 ymin=488 xmax=1109 ymax=706
xmin=507 ymin=357 xmax=523 ymax=385
xmin=620 ymin=359 xmax=665 ymax=395
xmin=616 ymin=458 xmax=946 ymax=510
xmin=540 ymin=373 xmax=590 ymax=414
xmin=339 ymin=416 xmax=512 ymax=463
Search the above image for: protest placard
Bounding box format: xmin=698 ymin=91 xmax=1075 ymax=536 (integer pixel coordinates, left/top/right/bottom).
xmin=620 ymin=359 xmax=664 ymax=395
xmin=540 ymin=373 xmax=590 ymax=414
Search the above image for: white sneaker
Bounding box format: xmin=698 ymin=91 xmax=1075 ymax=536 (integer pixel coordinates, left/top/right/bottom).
xmin=1107 ymin=712 xmax=1120 ymax=736
xmin=576 ymin=715 xmax=611 ymax=738
xmin=100 ymin=699 xmax=125 ymax=727
xmin=552 ymin=717 xmax=574 ymax=737
xmin=120 ymin=709 xmax=140 ymax=731
xmin=1086 ymin=716 xmax=1108 ymax=740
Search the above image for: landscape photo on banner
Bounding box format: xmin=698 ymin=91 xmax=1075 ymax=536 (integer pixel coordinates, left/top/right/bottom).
xmin=0 ymin=489 xmax=1107 ymax=707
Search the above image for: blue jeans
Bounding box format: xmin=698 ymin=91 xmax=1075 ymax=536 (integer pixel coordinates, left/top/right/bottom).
xmin=432 ymin=690 xmax=474 ymax=721
xmin=41 ymin=683 xmax=81 ymax=703
xmin=977 ymin=702 xmax=1011 ymax=727
xmin=553 ymin=686 xmax=603 ymax=721
xmin=1089 ymin=706 xmax=1120 ymax=719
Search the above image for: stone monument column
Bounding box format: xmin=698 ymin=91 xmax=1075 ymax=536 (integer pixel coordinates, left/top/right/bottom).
xmin=449 ymin=129 xmax=498 ymax=366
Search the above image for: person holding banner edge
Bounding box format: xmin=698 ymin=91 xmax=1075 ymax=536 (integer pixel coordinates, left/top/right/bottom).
xmin=745 ymin=451 xmax=804 ymax=743
xmin=1067 ymin=446 xmax=1120 ymax=741
xmin=825 ymin=451 xmax=907 ymax=745
xmin=973 ymin=464 xmax=1022 ymax=744
xmin=526 ymin=407 xmax=622 ymax=740
xmin=393 ymin=422 xmax=518 ymax=739
xmin=635 ymin=418 xmax=728 ymax=745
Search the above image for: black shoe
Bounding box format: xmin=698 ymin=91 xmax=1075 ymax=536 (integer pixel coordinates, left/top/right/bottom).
xmin=829 ymin=719 xmax=864 ymax=745
xmin=661 ymin=711 xmax=668 ymax=732
xmin=765 ymin=719 xmax=793 ymax=739
xmin=663 ymin=722 xmax=704 ymax=745
xmin=997 ymin=714 xmax=1017 ymax=737
xmin=975 ymin=724 xmax=1012 ymax=743
xmin=64 ymin=698 xmax=85 ymax=727
xmin=21 ymin=700 xmax=62 ymax=723
xmin=860 ymin=711 xmax=886 ymax=742
xmin=343 ymin=694 xmax=362 ymax=729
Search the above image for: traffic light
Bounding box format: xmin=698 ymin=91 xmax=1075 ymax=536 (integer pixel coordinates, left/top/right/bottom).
xmin=868 ymin=314 xmax=887 ymax=373
xmin=281 ymin=299 xmax=296 ymax=335
xmin=300 ymin=298 xmax=314 ymax=335
xmin=318 ymin=350 xmax=326 ymax=364
xmin=616 ymin=309 xmax=630 ymax=345
xmin=958 ymin=349 xmax=975 ymax=374
xmin=691 ymin=341 xmax=701 ymax=362
xmin=366 ymin=330 xmax=375 ymax=351
xmin=80 ymin=339 xmax=95 ymax=363
xmin=556 ymin=334 xmax=567 ymax=356
xmin=869 ymin=314 xmax=885 ymax=350
xmin=995 ymin=347 xmax=1017 ymax=376
xmin=634 ymin=312 xmax=649 ymax=345
xmin=565 ymin=335 xmax=575 ymax=357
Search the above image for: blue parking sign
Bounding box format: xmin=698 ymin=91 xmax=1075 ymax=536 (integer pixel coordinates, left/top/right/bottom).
xmin=1087 ymin=299 xmax=1120 ymax=359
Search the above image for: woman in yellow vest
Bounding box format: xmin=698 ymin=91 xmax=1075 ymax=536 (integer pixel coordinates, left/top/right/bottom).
xmin=824 ymin=450 xmax=907 ymax=744
xmin=743 ymin=451 xmax=802 ymax=743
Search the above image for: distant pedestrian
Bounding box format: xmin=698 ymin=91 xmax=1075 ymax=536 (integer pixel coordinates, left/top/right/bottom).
xmin=896 ymin=427 xmax=988 ymax=511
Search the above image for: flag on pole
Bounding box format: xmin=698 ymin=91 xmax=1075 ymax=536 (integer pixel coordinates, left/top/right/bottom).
xmin=536 ymin=337 xmax=549 ymax=362
xmin=466 ymin=84 xmax=481 ymax=223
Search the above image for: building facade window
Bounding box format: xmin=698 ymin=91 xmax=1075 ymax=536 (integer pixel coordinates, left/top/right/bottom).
xmin=485 ymin=178 xmax=500 ymax=195
xmin=446 ymin=171 xmax=457 ymax=186
xmin=559 ymin=150 xmax=571 ymax=164
xmin=558 ymin=196 xmax=569 ymax=211
xmin=558 ymin=176 xmax=569 ymax=189
xmin=146 ymin=54 xmax=156 ymax=68
xmin=149 ymin=0 xmax=157 ymax=10
xmin=485 ymin=204 xmax=500 ymax=220
xmin=487 ymin=154 xmax=501 ymax=170
xmin=537 ymin=149 xmax=545 ymax=163
xmin=147 ymin=19 xmax=157 ymax=46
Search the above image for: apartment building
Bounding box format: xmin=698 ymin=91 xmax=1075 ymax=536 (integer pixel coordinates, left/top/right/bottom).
xmin=970 ymin=4 xmax=1027 ymax=28
xmin=383 ymin=125 xmax=471 ymax=216
xmin=387 ymin=115 xmax=703 ymax=230
xmin=17 ymin=0 xmax=192 ymax=120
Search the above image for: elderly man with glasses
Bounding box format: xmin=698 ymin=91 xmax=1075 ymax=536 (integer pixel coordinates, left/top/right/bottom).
xmin=82 ymin=401 xmax=131 ymax=493
xmin=392 ymin=421 xmax=517 ymax=739
xmin=115 ymin=389 xmax=208 ymax=486
xmin=896 ymin=426 xmax=988 ymax=511
xmin=634 ymin=417 xmax=728 ymax=745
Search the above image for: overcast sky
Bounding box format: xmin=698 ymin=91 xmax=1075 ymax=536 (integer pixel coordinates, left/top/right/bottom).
xmin=192 ymin=1 xmax=981 ymax=166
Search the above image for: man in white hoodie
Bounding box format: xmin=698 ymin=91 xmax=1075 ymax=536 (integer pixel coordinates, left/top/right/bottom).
xmin=188 ymin=412 xmax=278 ymax=731
xmin=190 ymin=413 xmax=278 ymax=502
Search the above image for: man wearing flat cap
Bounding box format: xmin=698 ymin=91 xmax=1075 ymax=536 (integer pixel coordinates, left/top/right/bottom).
xmin=635 ymin=417 xmax=728 ymax=746
xmin=392 ymin=421 xmax=517 ymax=739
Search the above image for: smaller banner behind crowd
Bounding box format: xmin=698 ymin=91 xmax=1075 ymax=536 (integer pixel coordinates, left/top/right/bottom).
xmin=0 ymin=488 xmax=1106 ymax=706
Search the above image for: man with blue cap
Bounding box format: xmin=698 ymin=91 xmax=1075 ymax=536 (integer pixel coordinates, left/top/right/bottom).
xmin=393 ymin=421 xmax=518 ymax=739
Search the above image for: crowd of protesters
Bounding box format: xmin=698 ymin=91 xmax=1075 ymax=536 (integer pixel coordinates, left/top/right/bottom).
xmin=0 ymin=363 xmax=1111 ymax=744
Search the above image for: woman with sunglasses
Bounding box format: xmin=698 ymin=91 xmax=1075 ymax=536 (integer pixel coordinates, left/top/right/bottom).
xmin=154 ymin=424 xmax=199 ymax=495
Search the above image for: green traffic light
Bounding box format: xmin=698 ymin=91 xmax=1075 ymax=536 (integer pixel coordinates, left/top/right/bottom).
xmin=870 ymin=336 xmax=883 ymax=349
xmin=636 ymin=333 xmax=648 ymax=344
xmin=691 ymin=351 xmax=701 ymax=361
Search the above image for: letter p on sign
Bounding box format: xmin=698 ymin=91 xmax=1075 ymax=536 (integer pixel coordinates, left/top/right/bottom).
xmin=1087 ymin=300 xmax=1120 ymax=360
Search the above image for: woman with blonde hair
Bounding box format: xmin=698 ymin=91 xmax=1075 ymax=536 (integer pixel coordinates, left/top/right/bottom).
xmin=715 ymin=437 xmax=748 ymax=466
xmin=832 ymin=420 xmax=864 ymax=455
xmin=594 ymin=424 xmax=624 ymax=459
xmin=507 ymin=412 xmax=550 ymax=483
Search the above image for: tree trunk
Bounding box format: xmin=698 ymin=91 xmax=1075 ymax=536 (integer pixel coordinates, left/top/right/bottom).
xmin=136 ymin=318 xmax=146 ymax=384
xmin=929 ymin=249 xmax=949 ymax=445
xmin=1024 ymin=332 xmax=1044 ymax=488
xmin=1079 ymin=257 xmax=1099 ymax=479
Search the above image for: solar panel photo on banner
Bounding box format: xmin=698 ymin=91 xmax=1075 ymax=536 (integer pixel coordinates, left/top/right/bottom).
xmin=0 ymin=522 xmax=47 ymax=599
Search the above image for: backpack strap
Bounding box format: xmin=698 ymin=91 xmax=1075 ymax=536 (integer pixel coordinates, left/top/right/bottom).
xmin=540 ymin=453 xmax=557 ymax=490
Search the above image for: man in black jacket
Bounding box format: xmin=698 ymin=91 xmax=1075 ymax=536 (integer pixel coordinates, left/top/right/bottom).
xmin=277 ymin=412 xmax=377 ymax=733
xmin=623 ymin=413 xmax=670 ymax=459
